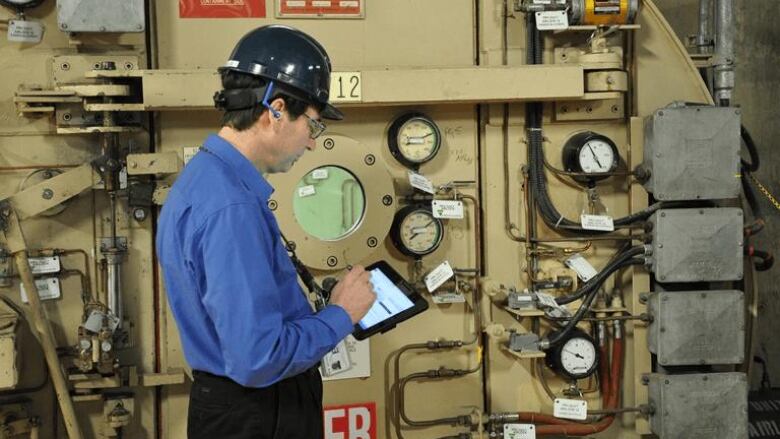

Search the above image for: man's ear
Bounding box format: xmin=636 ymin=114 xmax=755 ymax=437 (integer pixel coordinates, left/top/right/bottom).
xmin=270 ymin=97 xmax=286 ymax=119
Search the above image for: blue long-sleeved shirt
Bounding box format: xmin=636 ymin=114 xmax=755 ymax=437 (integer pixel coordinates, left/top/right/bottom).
xmin=156 ymin=134 xmax=354 ymax=388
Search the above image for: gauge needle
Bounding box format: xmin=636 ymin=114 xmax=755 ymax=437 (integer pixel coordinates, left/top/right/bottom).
xmin=409 ymin=233 xmax=420 ymax=241
xmin=564 ymin=349 xmax=585 ymax=360
xmin=588 ymin=145 xmax=603 ymax=169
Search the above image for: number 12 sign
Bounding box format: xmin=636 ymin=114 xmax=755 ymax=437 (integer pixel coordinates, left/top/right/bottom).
xmin=330 ymin=72 xmax=362 ymax=103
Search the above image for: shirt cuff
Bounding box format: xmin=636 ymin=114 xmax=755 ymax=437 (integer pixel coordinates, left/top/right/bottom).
xmin=319 ymin=304 xmax=355 ymax=341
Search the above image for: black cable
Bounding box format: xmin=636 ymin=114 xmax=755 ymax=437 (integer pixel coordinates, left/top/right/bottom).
xmin=556 ymin=246 xmax=645 ymax=305
xmin=546 ymin=258 xmax=644 ymax=347
xmin=740 ymin=125 xmax=760 ymax=173
xmin=751 ymin=249 xmax=774 ymax=272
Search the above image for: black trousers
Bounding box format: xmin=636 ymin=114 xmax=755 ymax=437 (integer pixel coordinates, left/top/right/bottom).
xmin=188 ymin=368 xmax=323 ymax=439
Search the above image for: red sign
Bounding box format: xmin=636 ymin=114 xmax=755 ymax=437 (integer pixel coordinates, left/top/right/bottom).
xmin=279 ymin=0 xmax=362 ymax=17
xmin=179 ymin=0 xmax=266 ymax=18
xmin=323 ymin=402 xmax=376 ymax=439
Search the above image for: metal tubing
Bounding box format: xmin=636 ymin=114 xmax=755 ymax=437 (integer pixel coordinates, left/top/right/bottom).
xmin=714 ymin=0 xmax=735 ymax=104
xmin=15 ymin=252 xmax=84 ymax=439
xmin=106 ymin=251 xmax=124 ymax=326
xmin=698 ymin=0 xmax=714 ymax=54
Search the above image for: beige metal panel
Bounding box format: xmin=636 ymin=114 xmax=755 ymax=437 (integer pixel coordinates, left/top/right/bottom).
xmin=127 ymin=153 xmax=181 ymax=175
xmin=152 ymin=0 xmax=475 ymax=70
xmin=357 ymin=66 xmax=584 ymax=105
xmin=635 ymin=1 xmax=714 ymax=115
xmin=139 ymin=66 xmax=584 ymax=111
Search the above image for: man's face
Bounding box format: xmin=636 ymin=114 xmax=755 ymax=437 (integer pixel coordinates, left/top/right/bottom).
xmin=265 ymin=105 xmax=321 ymax=174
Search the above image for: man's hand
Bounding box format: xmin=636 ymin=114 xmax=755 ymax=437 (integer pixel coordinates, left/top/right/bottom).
xmin=329 ymin=265 xmax=376 ymax=324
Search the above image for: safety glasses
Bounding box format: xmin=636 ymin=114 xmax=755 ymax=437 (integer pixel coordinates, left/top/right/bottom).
xmin=302 ymin=113 xmax=327 ymax=140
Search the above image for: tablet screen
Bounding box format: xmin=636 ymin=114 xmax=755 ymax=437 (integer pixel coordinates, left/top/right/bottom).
xmin=358 ymin=267 xmax=415 ymax=329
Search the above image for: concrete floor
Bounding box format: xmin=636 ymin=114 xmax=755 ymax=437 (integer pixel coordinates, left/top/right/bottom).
xmin=654 ymin=0 xmax=780 ymax=389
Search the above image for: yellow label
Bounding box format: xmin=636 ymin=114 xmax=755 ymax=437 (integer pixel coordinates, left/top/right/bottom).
xmin=584 ymin=0 xmax=629 ymax=25
xmin=330 ymin=71 xmax=362 ymax=103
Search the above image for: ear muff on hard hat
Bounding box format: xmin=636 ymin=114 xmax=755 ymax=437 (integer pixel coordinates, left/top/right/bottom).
xmin=215 ymin=25 xmax=343 ymax=121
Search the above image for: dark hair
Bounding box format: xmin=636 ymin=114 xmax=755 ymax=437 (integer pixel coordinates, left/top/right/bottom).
xmin=219 ymin=70 xmax=309 ymax=131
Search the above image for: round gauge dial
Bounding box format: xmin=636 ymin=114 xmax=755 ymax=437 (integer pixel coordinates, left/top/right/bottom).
xmin=546 ymin=329 xmax=599 ymax=380
xmin=390 ymin=205 xmax=444 ymax=257
xmin=561 ymin=131 xmax=620 ymax=185
xmin=0 ymin=0 xmax=45 ymax=10
xmin=388 ymin=113 xmax=442 ymax=169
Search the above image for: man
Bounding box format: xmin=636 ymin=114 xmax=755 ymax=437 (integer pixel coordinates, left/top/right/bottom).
xmin=156 ymin=25 xmax=377 ymax=439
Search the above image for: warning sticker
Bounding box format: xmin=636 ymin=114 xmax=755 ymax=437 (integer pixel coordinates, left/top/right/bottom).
xmin=179 ymin=0 xmax=266 ymax=18
xmin=277 ymin=0 xmax=363 ymax=18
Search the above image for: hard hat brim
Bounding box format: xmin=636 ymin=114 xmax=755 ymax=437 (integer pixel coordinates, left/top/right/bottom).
xmin=321 ymin=103 xmax=344 ymax=121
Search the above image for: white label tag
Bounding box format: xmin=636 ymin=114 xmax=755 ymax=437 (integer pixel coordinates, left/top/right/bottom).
xmin=20 ymin=278 xmax=61 ymax=303
xmin=554 ymin=398 xmax=588 ymax=420
xmin=565 ymin=254 xmax=598 ymax=282
xmin=321 ymin=339 xmax=352 ymax=377
xmin=28 ymin=257 xmax=61 ymax=275
xmin=535 ymin=11 xmax=569 ymax=30
xmin=408 ymin=172 xmax=436 ymax=194
xmin=580 ymin=214 xmax=615 ymax=232
xmin=321 ymin=335 xmax=371 ymax=382
xmin=504 ymin=423 xmax=536 ymax=439
xmin=298 ymin=185 xmax=316 ymax=198
xmin=183 ymin=147 xmax=199 ymax=165
xmin=311 ymin=169 xmax=329 ymax=180
xmin=286 ymin=0 xmax=306 ymax=7
xmin=340 ymin=0 xmax=359 ymax=6
xmin=432 ymin=200 xmax=464 ymax=219
xmin=8 ymin=20 xmax=43 ymax=43
xmin=312 ymin=0 xmax=331 ymax=5
xmin=425 ymin=261 xmax=455 ymax=292
xmin=532 ymin=0 xmax=552 ymax=4
xmin=432 ymin=291 xmax=466 ymax=304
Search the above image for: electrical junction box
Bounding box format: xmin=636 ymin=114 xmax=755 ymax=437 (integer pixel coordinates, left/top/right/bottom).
xmin=642 ymin=103 xmax=741 ymax=201
xmin=57 ymin=0 xmax=145 ymax=33
xmin=649 ymin=208 xmax=743 ymax=282
xmin=648 ymin=372 xmax=748 ymax=439
xmin=648 ymin=290 xmax=744 ymax=366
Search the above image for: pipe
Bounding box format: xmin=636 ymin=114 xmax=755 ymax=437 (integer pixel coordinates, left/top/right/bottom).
xmin=105 ymin=250 xmax=124 ymax=327
xmin=713 ymin=0 xmax=735 ymax=105
xmin=698 ymin=0 xmax=714 ymax=54
xmin=14 ymin=252 xmax=84 ymax=439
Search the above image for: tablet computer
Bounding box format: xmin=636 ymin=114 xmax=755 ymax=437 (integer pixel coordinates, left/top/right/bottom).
xmin=352 ymin=260 xmax=429 ymax=340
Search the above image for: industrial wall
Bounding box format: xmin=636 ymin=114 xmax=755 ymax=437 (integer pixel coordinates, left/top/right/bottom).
xmin=654 ymin=0 xmax=780 ymax=390
xmin=0 ymin=1 xmax=764 ymax=438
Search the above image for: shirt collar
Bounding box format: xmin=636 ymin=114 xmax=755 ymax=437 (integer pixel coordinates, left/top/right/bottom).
xmin=203 ymin=134 xmax=274 ymax=201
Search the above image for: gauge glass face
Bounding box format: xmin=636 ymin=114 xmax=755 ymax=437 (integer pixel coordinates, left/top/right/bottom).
xmin=399 ymin=210 xmax=442 ymax=255
xmin=397 ymin=117 xmax=440 ymax=164
xmin=5 ymin=0 xmax=37 ymax=4
xmin=560 ymin=337 xmax=597 ymax=377
xmin=577 ymin=139 xmax=615 ymax=174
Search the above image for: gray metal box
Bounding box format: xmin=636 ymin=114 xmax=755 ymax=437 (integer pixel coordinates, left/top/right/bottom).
xmin=58 ymin=0 xmax=145 ymax=33
xmin=650 ymin=208 xmax=743 ymax=282
xmin=643 ymin=103 xmax=741 ymax=201
xmin=648 ymin=373 xmax=748 ymax=439
xmin=648 ymin=290 xmax=744 ymax=366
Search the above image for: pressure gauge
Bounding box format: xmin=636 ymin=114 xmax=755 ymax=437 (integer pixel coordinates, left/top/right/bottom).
xmin=0 ymin=0 xmax=45 ymax=10
xmin=389 ymin=204 xmax=444 ymax=258
xmin=546 ymin=329 xmax=598 ymax=380
xmin=387 ymin=113 xmax=442 ymax=169
xmin=561 ymin=131 xmax=620 ymax=185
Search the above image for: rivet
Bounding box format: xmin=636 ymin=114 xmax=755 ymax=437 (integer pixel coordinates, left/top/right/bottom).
xmin=326 ymin=256 xmax=338 ymax=267
xmin=382 ymin=195 xmax=393 ymax=206
xmin=364 ymin=154 xmax=375 ymax=166
xmin=268 ymin=199 xmax=277 ymax=211
xmin=367 ymin=237 xmax=378 ymax=248
xmin=42 ymin=189 xmax=54 ymax=200
xmin=323 ymin=138 xmax=335 ymax=150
